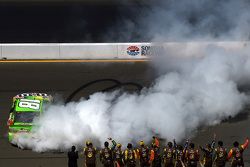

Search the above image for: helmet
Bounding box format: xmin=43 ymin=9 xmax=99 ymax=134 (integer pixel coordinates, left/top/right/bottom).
xmin=86 ymin=141 xmax=91 ymax=146
xmin=139 ymin=140 xmax=145 ymax=146
xmin=117 ymin=143 xmax=122 ymax=148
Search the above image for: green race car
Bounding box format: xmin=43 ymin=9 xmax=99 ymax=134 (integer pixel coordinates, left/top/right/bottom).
xmin=7 ymin=93 xmax=52 ymax=144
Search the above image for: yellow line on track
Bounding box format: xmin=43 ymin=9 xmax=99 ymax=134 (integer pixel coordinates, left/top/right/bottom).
xmin=0 ymin=59 xmax=150 ymax=63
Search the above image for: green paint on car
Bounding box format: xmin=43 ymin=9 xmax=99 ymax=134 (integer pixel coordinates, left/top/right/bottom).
xmin=7 ymin=93 xmax=52 ymax=144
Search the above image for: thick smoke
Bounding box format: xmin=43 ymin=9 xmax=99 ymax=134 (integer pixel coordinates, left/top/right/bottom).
xmin=105 ymin=0 xmax=250 ymax=41
xmin=14 ymin=0 xmax=250 ymax=151
xmin=15 ymin=44 xmax=250 ymax=151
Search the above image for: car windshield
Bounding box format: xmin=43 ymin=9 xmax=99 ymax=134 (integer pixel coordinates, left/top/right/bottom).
xmin=14 ymin=112 xmax=40 ymax=123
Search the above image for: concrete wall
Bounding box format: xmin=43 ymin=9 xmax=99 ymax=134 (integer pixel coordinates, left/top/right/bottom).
xmin=59 ymin=43 xmax=118 ymax=59
xmin=1 ymin=44 xmax=59 ymax=59
xmin=0 ymin=42 xmax=249 ymax=60
xmin=0 ymin=44 xmax=2 ymax=59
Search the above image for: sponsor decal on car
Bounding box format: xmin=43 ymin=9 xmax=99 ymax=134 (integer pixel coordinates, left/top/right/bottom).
xmin=127 ymin=46 xmax=140 ymax=56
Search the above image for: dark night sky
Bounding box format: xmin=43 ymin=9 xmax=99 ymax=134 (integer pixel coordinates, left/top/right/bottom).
xmin=0 ymin=2 xmax=144 ymax=43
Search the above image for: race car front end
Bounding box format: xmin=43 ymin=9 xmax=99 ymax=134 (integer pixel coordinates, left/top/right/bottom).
xmin=7 ymin=93 xmax=52 ymax=146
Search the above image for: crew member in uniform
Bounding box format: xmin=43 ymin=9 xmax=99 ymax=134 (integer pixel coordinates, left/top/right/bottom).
xmin=228 ymin=138 xmax=249 ymax=167
xmin=137 ymin=141 xmax=150 ymax=167
xmin=185 ymin=143 xmax=199 ymax=167
xmin=214 ymin=141 xmax=227 ymax=167
xmin=124 ymin=143 xmax=137 ymax=167
xmin=163 ymin=142 xmax=174 ymax=167
xmin=100 ymin=141 xmax=114 ymax=167
xmin=150 ymin=143 xmax=162 ymax=167
xmin=113 ymin=143 xmax=125 ymax=167
xmin=200 ymin=143 xmax=214 ymax=167
xmin=174 ymin=145 xmax=185 ymax=167
xmin=83 ymin=141 xmax=97 ymax=167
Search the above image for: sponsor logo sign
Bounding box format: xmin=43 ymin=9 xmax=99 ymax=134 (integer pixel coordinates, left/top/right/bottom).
xmin=127 ymin=46 xmax=140 ymax=56
xmin=141 ymin=45 xmax=151 ymax=56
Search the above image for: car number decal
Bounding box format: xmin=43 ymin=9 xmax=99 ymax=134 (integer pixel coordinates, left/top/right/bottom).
xmin=18 ymin=99 xmax=41 ymax=110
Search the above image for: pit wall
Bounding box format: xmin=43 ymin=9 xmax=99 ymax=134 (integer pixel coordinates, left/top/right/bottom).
xmin=0 ymin=42 xmax=249 ymax=59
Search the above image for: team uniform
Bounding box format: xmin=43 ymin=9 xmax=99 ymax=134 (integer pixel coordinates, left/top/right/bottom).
xmin=113 ymin=147 xmax=125 ymax=167
xmin=124 ymin=148 xmax=137 ymax=167
xmin=174 ymin=148 xmax=185 ymax=167
xmin=185 ymin=148 xmax=199 ymax=167
xmin=84 ymin=146 xmax=97 ymax=167
xmin=150 ymin=146 xmax=162 ymax=167
xmin=163 ymin=147 xmax=175 ymax=167
xmin=137 ymin=146 xmax=150 ymax=167
xmin=214 ymin=146 xmax=227 ymax=167
xmin=228 ymin=139 xmax=249 ymax=167
xmin=200 ymin=140 xmax=215 ymax=167
xmin=100 ymin=147 xmax=114 ymax=167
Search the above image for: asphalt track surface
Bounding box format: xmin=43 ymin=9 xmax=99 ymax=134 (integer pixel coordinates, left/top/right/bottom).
xmin=0 ymin=62 xmax=249 ymax=167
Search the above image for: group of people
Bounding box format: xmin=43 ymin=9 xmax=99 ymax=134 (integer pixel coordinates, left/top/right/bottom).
xmin=68 ymin=136 xmax=249 ymax=167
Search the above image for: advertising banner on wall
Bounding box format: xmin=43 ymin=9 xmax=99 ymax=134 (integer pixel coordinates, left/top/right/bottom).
xmin=118 ymin=43 xmax=152 ymax=59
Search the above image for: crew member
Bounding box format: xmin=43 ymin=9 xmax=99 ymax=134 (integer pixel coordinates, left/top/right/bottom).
xmin=113 ymin=143 xmax=125 ymax=167
xmin=83 ymin=141 xmax=97 ymax=167
xmin=174 ymin=145 xmax=185 ymax=167
xmin=68 ymin=145 xmax=79 ymax=167
xmin=149 ymin=144 xmax=162 ymax=167
xmin=137 ymin=141 xmax=150 ymax=167
xmin=214 ymin=141 xmax=227 ymax=167
xmin=152 ymin=136 xmax=160 ymax=148
xmin=124 ymin=143 xmax=137 ymax=167
xmin=183 ymin=139 xmax=190 ymax=166
xmin=100 ymin=141 xmax=114 ymax=167
xmin=185 ymin=143 xmax=199 ymax=167
xmin=228 ymin=138 xmax=249 ymax=167
xmin=163 ymin=142 xmax=175 ymax=167
xmin=108 ymin=137 xmax=117 ymax=150
xmin=200 ymin=143 xmax=214 ymax=167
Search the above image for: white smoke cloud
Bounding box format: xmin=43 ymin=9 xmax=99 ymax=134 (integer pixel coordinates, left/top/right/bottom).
xmin=14 ymin=43 xmax=250 ymax=152
xmin=14 ymin=0 xmax=250 ymax=151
